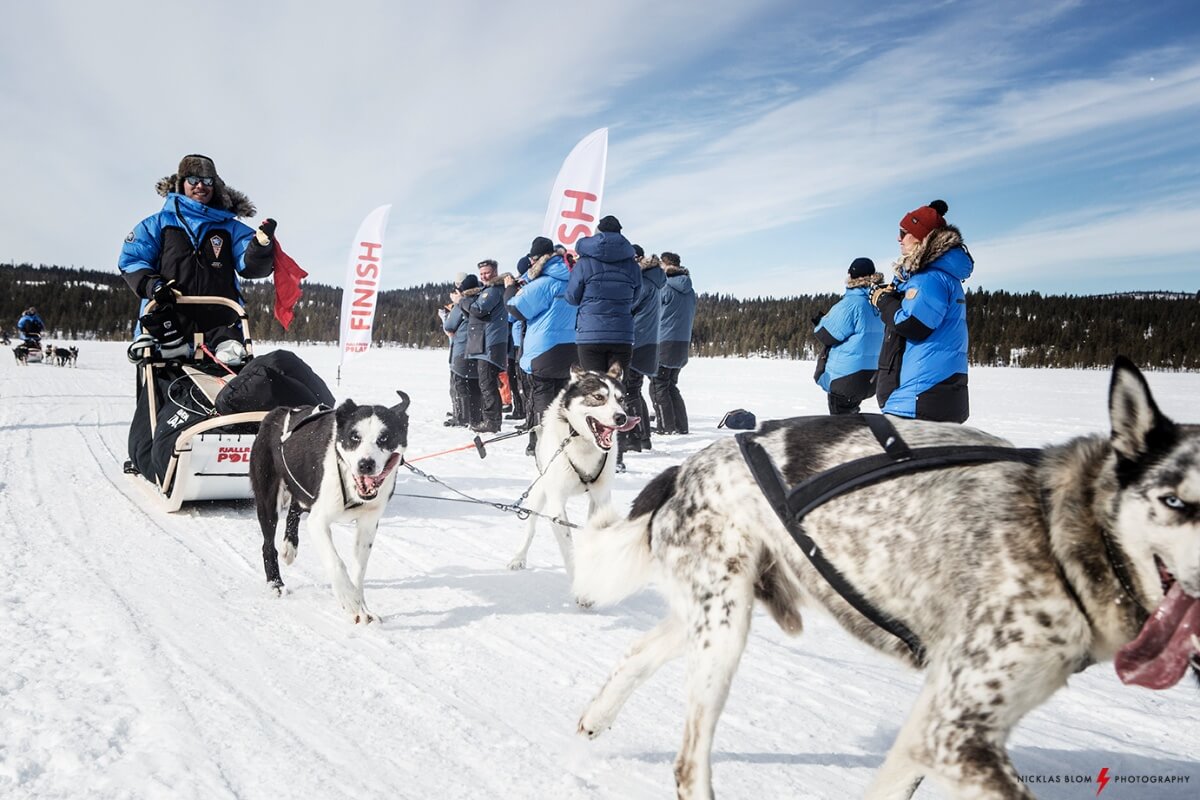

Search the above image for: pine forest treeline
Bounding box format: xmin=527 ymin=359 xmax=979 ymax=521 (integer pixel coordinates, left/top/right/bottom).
xmin=3 ymin=263 xmax=1197 ymax=370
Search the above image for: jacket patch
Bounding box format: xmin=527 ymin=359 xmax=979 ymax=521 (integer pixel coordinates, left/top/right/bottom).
xmin=209 ymin=234 xmax=224 ymax=262
xmin=905 ymin=288 xmax=919 ymax=300
xmin=125 ymin=231 xmax=135 ymax=243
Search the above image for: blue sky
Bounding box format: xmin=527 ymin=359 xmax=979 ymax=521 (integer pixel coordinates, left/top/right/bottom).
xmin=2 ymin=0 xmax=1197 ymax=297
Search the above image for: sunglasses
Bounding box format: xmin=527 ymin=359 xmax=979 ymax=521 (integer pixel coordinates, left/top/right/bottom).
xmin=184 ymin=175 xmax=214 ymax=187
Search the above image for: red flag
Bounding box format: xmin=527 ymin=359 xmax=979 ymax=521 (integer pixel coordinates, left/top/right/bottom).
xmin=272 ymin=240 xmax=308 ymax=331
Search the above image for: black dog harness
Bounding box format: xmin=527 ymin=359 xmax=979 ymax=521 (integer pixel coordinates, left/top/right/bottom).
xmin=277 ymin=405 xmax=372 ymax=512
xmin=737 ymin=414 xmax=1041 ymax=666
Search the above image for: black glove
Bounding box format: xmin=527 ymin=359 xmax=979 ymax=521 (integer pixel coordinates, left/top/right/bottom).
xmin=256 ymin=218 xmax=277 ymax=245
xmin=810 ymin=310 xmax=826 ymax=327
xmin=869 ymin=284 xmax=897 ymax=308
xmin=140 ymin=306 xmax=191 ymax=359
xmin=151 ymin=278 xmax=180 ymax=306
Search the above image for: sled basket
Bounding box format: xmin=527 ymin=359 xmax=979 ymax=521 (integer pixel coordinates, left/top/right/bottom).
xmin=129 ymin=296 xmax=266 ymax=511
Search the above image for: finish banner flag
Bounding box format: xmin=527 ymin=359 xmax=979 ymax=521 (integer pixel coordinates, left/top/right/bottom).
xmin=542 ymin=128 xmax=607 ymax=254
xmin=338 ymin=204 xmax=392 ymax=373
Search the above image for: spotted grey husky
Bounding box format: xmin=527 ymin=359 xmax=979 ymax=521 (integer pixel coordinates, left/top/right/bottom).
xmin=251 ymin=393 xmax=410 ymax=623
xmin=508 ymin=363 xmax=636 ymax=578
xmin=573 ymin=358 xmax=1199 ymax=799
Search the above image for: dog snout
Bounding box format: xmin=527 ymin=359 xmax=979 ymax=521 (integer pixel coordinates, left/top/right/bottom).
xmin=358 ymin=457 xmax=376 ymax=475
xmin=613 ymin=412 xmax=627 ymax=427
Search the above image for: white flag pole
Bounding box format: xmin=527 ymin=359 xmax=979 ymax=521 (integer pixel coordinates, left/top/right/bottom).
xmin=542 ymin=128 xmax=608 ymax=254
xmin=337 ymin=204 xmax=392 ymax=384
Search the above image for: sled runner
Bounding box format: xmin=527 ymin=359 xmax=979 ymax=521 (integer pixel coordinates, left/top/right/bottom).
xmin=126 ymin=296 xmax=333 ymax=512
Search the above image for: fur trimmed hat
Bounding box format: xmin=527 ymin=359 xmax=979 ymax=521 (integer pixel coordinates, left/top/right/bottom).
xmin=596 ymin=215 xmax=622 ymax=233
xmin=155 ymin=153 xmax=256 ymax=218
xmin=899 ymin=199 xmax=948 ymax=242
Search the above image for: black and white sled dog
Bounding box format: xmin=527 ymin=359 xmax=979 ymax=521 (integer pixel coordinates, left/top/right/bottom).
xmin=251 ymin=392 xmax=410 ymax=624
xmin=508 ymin=363 xmax=636 ymax=579
xmin=573 ymin=357 xmax=1200 ymax=799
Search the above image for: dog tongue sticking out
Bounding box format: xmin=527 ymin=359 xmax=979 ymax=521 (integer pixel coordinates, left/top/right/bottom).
xmin=353 ymin=453 xmax=401 ymax=500
xmin=1115 ymin=581 xmax=1200 ymax=689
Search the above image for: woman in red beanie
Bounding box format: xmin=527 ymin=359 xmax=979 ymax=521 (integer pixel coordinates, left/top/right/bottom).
xmin=868 ymin=199 xmax=974 ymax=422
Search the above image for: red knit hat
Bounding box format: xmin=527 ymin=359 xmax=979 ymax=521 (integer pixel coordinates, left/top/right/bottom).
xmin=899 ymin=199 xmax=949 ymax=241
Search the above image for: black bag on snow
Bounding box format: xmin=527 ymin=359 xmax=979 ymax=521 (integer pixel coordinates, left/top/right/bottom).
xmin=718 ymin=408 xmax=757 ymax=430
xmin=215 ymin=350 xmax=334 ymax=414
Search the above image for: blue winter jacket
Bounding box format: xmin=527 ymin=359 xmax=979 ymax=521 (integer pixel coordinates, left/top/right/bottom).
xmin=17 ymin=313 xmax=45 ymax=340
xmin=507 ymin=255 xmax=577 ymax=378
xmin=877 ymin=242 xmax=973 ymax=421
xmin=565 ymin=232 xmax=641 ymax=345
xmin=630 ymin=260 xmax=666 ymax=376
xmin=814 ymin=287 xmax=884 ymax=392
xmin=657 ymin=267 xmax=697 ymax=368
xmin=464 ymin=280 xmax=509 ymax=369
xmin=118 ymin=193 xmax=270 ymax=320
xmin=443 ymin=303 xmax=472 ymax=377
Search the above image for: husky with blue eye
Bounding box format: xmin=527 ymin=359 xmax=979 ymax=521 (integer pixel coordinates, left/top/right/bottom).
xmin=250 ymin=392 xmax=410 ymax=623
xmin=573 ymin=358 xmax=1200 ymax=800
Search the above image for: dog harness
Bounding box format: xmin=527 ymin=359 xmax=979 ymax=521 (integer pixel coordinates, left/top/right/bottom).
xmin=277 ymin=405 xmax=365 ymax=511
xmin=737 ymin=414 xmax=1042 ymax=666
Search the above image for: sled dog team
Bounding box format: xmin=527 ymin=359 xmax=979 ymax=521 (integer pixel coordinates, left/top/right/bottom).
xmin=255 ymin=359 xmax=1200 ymax=800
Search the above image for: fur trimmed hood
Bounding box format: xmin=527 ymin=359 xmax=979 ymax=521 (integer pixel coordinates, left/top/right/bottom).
xmin=895 ymin=224 xmax=969 ymax=280
xmin=155 ymin=154 xmax=256 ymax=218
xmin=639 ymin=254 xmax=662 ymax=271
xmin=664 ymin=264 xmax=689 ymax=277
xmin=524 ymin=253 xmax=554 ymax=281
xmin=846 ymin=272 xmax=885 ymax=289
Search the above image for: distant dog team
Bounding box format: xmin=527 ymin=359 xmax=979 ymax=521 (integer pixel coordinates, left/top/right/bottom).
xmin=572 ymin=357 xmax=1200 ymax=799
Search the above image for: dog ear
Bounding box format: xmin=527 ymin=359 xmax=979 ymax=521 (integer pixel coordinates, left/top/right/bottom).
xmin=606 ymin=363 xmax=624 ymax=384
xmin=390 ymin=390 xmax=411 ymax=416
xmin=569 ymin=364 xmax=585 ymax=383
xmin=335 ymin=398 xmax=359 ymax=427
xmin=1109 ymin=356 xmax=1175 ymax=465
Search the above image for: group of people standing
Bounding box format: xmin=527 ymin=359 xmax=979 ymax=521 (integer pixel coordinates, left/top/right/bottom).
xmin=440 ymin=215 xmax=698 ymax=470
xmin=813 ymin=199 xmax=973 ymax=423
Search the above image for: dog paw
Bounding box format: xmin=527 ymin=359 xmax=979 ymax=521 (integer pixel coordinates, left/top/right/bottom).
xmin=577 ymin=714 xmax=608 ymax=740
xmin=280 ymin=541 xmax=297 ymax=565
xmin=353 ymin=611 xmax=377 ymax=625
xmin=574 ymin=596 xmax=594 ymax=610
xmin=507 ymin=557 xmax=527 ymax=571
xmin=267 ymin=579 xmax=285 ymax=598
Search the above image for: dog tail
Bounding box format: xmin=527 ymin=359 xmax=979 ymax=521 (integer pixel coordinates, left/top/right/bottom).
xmin=572 ymin=466 xmax=678 ymax=607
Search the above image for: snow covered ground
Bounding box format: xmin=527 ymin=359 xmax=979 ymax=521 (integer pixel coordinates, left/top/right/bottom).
xmin=2 ymin=342 xmax=1198 ymax=800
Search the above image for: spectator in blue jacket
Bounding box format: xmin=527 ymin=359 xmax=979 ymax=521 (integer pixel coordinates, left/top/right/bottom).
xmin=443 ymin=273 xmax=482 ymax=427
xmin=565 ymin=215 xmax=641 ymax=374
xmin=507 ymin=236 xmax=577 ymax=455
xmin=623 ymin=246 xmax=665 ymax=455
xmin=463 ymin=258 xmax=509 ymax=433
xmin=118 ymin=154 xmax=276 ymax=356
xmin=16 ymin=307 xmax=45 ymax=343
xmin=813 ymin=257 xmax=885 ymax=415
xmin=653 ymin=252 xmax=697 ymax=435
xmin=870 ymin=199 xmax=973 ymax=423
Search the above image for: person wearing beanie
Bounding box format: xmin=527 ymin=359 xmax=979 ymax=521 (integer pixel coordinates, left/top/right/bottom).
xmin=565 ymin=214 xmax=640 ymax=371
xmin=812 ymin=257 xmax=886 ymax=414
xmin=565 ymin=214 xmax=641 ymax=469
xmin=652 ymin=251 xmax=697 ymax=435
xmin=118 ymin=153 xmax=278 ymax=344
xmin=443 ymin=272 xmax=483 ymax=427
xmin=507 ymin=235 xmax=578 ymax=456
xmin=868 ymin=199 xmax=974 ymax=422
